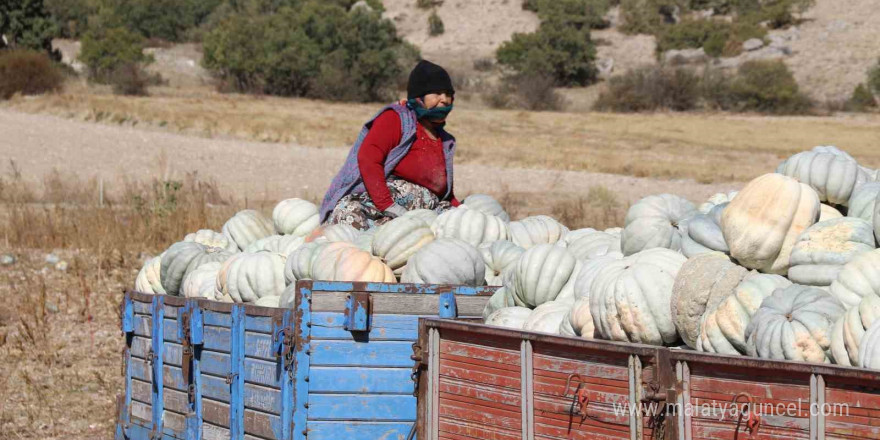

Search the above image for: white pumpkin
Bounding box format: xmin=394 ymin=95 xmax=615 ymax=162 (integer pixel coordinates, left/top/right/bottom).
xmin=510 ymin=244 xmax=578 ymax=308
xmin=135 ymin=255 xmax=165 ymax=294
xmin=184 ymin=229 xmax=238 ymax=253
xmin=485 ymin=307 xmax=532 ymax=330
xmin=401 ymin=209 xmax=439 ymax=225
xmin=819 ymin=204 xmax=843 ymax=222
xmin=679 ymin=204 xmax=729 ymax=258
xmin=671 ymin=252 xmax=749 ymax=349
xmin=604 ymin=227 xmax=622 ymax=237
xmin=508 ymin=215 xmax=569 ymax=249
xmin=216 ymin=251 xmax=287 ymax=303
xmin=280 ymin=283 xmax=297 ymax=309
xmin=848 ymin=182 xmax=880 ymax=222
xmin=621 ymin=194 xmax=697 ymax=256
xmin=254 ymin=296 xmax=281 ymax=308
xmin=222 ymin=209 xmax=275 ymax=251
xmin=354 ymin=228 xmax=376 ymax=252
xmin=522 ymin=301 xmax=571 ymax=334
xmin=372 ymin=217 xmax=434 ymax=272
xmin=272 ymin=198 xmax=320 ymax=237
xmin=830 ymin=296 xmax=880 ymax=366
xmin=859 ymin=320 xmax=880 ymax=369
xmin=400 ymin=238 xmax=486 ymax=286
xmin=463 ymin=194 xmax=510 ymax=222
xmin=722 ymin=173 xmax=820 ymax=274
xmin=697 ymin=273 xmax=791 ymax=355
xmin=431 ymin=206 xmax=508 ymax=247
xmin=483 ymin=287 xmax=516 ymax=320
xmin=788 ymin=218 xmax=876 ymax=287
xmin=181 ymin=262 xmax=229 ymax=302
xmin=331 ymin=247 xmax=396 ymax=283
xmin=244 ymin=234 xmax=305 ymax=255
xmin=745 ymin=285 xmax=845 ymax=363
xmin=568 ymin=297 xmax=596 ymax=338
xmin=306 ymin=223 xmax=361 ymax=244
xmin=479 ymin=240 xmax=525 ymax=286
xmin=570 ymin=254 xmax=622 ymax=302
xmin=566 ymin=231 xmax=623 ymax=261
xmin=829 ymin=249 xmax=880 ymax=308
xmin=776 ymin=148 xmax=870 ymax=206
xmin=310 ymin=242 xmax=360 ymax=281
xmin=161 ymin=242 xmax=233 ymax=295
xmin=561 ymin=228 xmax=598 ymax=246
xmin=698 ymin=191 xmax=737 ymax=214
xmin=875 ymin=190 xmax=880 ymax=244
xmin=284 ymin=241 xmax=327 ymax=282
xmin=590 ymin=248 xmax=687 ymax=346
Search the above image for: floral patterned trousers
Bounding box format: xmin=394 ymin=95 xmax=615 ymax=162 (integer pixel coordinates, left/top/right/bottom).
xmin=328 ymin=177 xmax=452 ymax=230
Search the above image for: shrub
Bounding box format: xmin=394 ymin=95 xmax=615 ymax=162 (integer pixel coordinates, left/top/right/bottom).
xmin=428 ymin=10 xmax=444 ymax=36
xmin=485 ymin=73 xmax=564 ymax=111
xmin=416 ymin=0 xmax=443 ymax=9
xmin=619 ymin=0 xmax=683 ymax=35
xmin=473 ymin=57 xmax=494 ymax=71
xmin=0 ymin=49 xmax=64 ymax=99
xmin=496 ymin=21 xmax=598 ymax=86
xmin=44 ymin=0 xmax=95 ymax=38
xmin=86 ymin=0 xmax=224 ymax=42
xmin=847 ymin=84 xmax=877 ymax=112
xmin=705 ymin=60 xmax=812 ymax=114
xmin=868 ymin=59 xmax=880 ymax=96
xmin=656 ymin=18 xmax=729 ymax=56
xmin=108 ymin=62 xmax=151 ymax=96
xmin=736 ymin=0 xmax=815 ymax=29
xmin=79 ymin=26 xmax=153 ymax=83
xmin=594 ymin=65 xmax=699 ymax=112
xmin=202 ymin=2 xmax=414 ymax=102
xmin=523 ymin=0 xmax=614 ymax=30
xmin=0 ymin=0 xmax=61 ymax=58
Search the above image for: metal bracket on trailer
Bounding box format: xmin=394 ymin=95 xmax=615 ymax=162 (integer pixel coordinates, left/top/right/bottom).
xmin=344 ymin=292 xmax=372 ymax=332
xmin=117 ymin=293 xmax=135 ymax=440
xmin=437 ymin=292 xmax=457 ymax=319
xmin=179 ymin=301 xmax=204 ymax=440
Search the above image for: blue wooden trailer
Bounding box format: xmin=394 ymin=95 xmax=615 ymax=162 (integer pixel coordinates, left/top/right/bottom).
xmin=115 ymin=280 xmax=495 ymax=440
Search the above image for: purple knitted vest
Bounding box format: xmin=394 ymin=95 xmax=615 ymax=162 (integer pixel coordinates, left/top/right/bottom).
xmin=319 ymin=102 xmax=456 ymax=222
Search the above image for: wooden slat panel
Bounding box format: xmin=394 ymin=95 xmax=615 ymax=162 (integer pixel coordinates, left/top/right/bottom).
xmin=164 ymin=318 xmax=179 ymax=342
xmin=203 ymin=327 xmax=276 ymax=360
xmin=310 ymin=312 xmax=419 ymax=341
xmin=245 ymin=315 xmax=273 ymax=334
xmin=204 ymin=311 xmax=232 ymax=328
xmin=163 ymin=387 xmax=189 ymax=414
xmin=306 ymin=421 xmax=414 ymax=440
xmin=131 ymin=401 xmax=152 ymax=424
xmin=199 ymin=350 xmax=280 ymax=389
xmin=310 ymin=340 xmax=415 ymax=367
xmin=437 ymin=419 xmax=522 ymax=440
xmin=163 ymin=410 xmax=186 ymax=437
xmin=309 ymin=367 xmax=413 ymax=394
xmin=824 ymin=378 xmax=880 ymax=440
xmin=202 ymin=397 xmax=281 ymax=440
xmin=133 ymin=315 xmax=151 ymax=337
xmin=133 ymin=300 xmax=152 ymax=314
xmin=312 ymin=292 xmax=487 ymax=316
xmin=164 ymin=304 xmax=180 ymax=318
xmin=307 ymin=394 xmax=417 ymax=421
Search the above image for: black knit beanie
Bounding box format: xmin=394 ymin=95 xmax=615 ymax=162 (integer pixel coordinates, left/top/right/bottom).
xmin=407 ymin=60 xmax=454 ymax=99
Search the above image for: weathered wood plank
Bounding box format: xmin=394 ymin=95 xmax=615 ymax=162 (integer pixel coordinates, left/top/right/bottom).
xmin=133 ymin=300 xmax=151 ymax=314
xmin=245 ymin=315 xmax=273 ymax=334
xmin=309 ymin=366 xmax=413 ymax=394
xmin=311 ymin=292 xmax=487 ymax=316
xmin=310 ymin=312 xmax=419 ymax=341
xmin=306 ymin=421 xmax=415 ymax=440
xmin=310 ymin=340 xmax=416 ymax=367
xmin=133 ymin=315 xmax=151 ymax=337
xmin=204 ymin=311 xmax=232 ymax=328
xmin=307 ymin=394 xmax=416 ymax=421
xmin=199 ymin=350 xmax=281 ymax=388
xmin=202 ymin=397 xmax=281 ymax=440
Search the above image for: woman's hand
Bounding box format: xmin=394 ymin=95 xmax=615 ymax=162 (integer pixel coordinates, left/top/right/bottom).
xmin=383 ymin=204 xmax=407 ymax=219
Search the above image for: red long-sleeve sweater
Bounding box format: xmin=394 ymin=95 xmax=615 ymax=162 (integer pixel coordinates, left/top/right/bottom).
xmin=358 ymin=110 xmax=460 ymax=211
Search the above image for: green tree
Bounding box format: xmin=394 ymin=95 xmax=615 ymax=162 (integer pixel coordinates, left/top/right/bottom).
xmin=79 ymin=26 xmax=152 ymax=81
xmin=0 ymin=0 xmax=60 ymax=59
xmin=44 ymin=0 xmax=96 ymax=38
xmin=496 ymin=20 xmax=598 ymax=86
xmin=868 ymin=59 xmax=880 ymax=96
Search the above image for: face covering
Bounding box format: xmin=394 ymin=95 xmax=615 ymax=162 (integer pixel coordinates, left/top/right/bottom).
xmin=407 ymin=98 xmax=453 ymax=125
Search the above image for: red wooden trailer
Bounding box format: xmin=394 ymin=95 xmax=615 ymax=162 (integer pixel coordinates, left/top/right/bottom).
xmin=414 ymin=319 xmax=880 ymax=440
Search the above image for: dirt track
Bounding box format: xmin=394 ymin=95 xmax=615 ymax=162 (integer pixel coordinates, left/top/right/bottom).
xmin=1 ymin=108 xmax=739 ymax=212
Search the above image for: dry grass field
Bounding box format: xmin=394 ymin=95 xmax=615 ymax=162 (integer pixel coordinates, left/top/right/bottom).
xmin=2 ymin=82 xmax=880 ymax=439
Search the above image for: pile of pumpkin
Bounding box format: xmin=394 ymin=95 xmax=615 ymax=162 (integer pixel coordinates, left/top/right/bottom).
xmin=135 ymin=145 xmax=880 ymax=369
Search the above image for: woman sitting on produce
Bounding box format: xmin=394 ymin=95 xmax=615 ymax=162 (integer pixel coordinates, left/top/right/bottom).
xmin=319 ymin=60 xmax=460 ymax=230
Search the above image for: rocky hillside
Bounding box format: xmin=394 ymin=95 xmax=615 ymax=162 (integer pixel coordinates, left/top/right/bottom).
xmin=385 ymin=0 xmax=880 ymax=102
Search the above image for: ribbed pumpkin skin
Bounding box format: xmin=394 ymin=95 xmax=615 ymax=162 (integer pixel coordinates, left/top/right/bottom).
xmin=566 ymin=231 xmax=622 ymax=261
xmin=483 ymin=287 xmax=516 ymax=320
xmin=697 ymin=273 xmax=791 ymax=355
xmin=463 ymin=194 xmax=510 ymax=222
xmin=679 ymin=204 xmax=729 ymax=258
xmin=272 ymin=198 xmax=320 ymax=237
xmin=510 ymin=244 xmax=578 ymax=308
xmin=568 ymin=297 xmax=596 ymax=338
xmin=222 ymin=210 xmax=275 ymax=251
xmin=184 ymin=229 xmax=238 ymax=253
xmin=777 ymin=149 xmax=870 ymax=206
xmin=788 ymin=218 xmax=876 ymax=287
xmin=305 ymin=224 xmax=361 ymax=244
xmin=671 ymin=253 xmax=749 ymax=349
xmin=244 ymin=234 xmax=305 ymax=255
xmin=181 ymin=262 xmax=226 ymax=301
xmin=571 ymin=255 xmax=621 ymax=302
xmin=135 ymin=255 xmax=165 ymax=294
xmin=400 ymin=238 xmax=486 ymax=285
xmin=508 ymin=215 xmax=568 ymax=249
xmin=401 ymin=209 xmax=438 ymax=225
xmin=161 ymin=242 xmax=232 ymax=295
xmin=333 ymin=248 xmax=396 ymax=283
xmin=431 ymin=207 xmax=508 ymax=247
xmin=819 ymin=204 xmax=843 ymax=222
xmin=698 ymin=192 xmax=737 ymax=214
xmin=218 ymin=251 xmax=287 ymax=303
xmin=254 ymin=296 xmax=281 ymax=308
xmin=875 ymin=190 xmax=880 ymax=244
xmin=830 ymin=296 xmax=880 ymax=366
xmin=859 ymin=321 xmax=880 ymax=369
xmin=848 ymin=183 xmax=880 ymax=221
xmin=479 ymin=240 xmax=525 ymax=286
xmin=722 ymin=173 xmax=820 ymax=274
xmin=829 ymin=249 xmax=880 ymax=308
xmin=621 ymin=194 xmax=697 ymax=256
xmin=590 ymin=248 xmax=687 ymax=346
xmin=485 ymin=307 xmax=532 ymax=330
xmin=372 ymin=217 xmax=434 ymax=271
xmin=284 ymin=242 xmax=326 ymax=282
xmin=311 ymin=242 xmax=359 ymax=281
xmin=522 ymin=301 xmax=571 ymax=334
xmin=745 ymin=285 xmax=846 ymax=363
